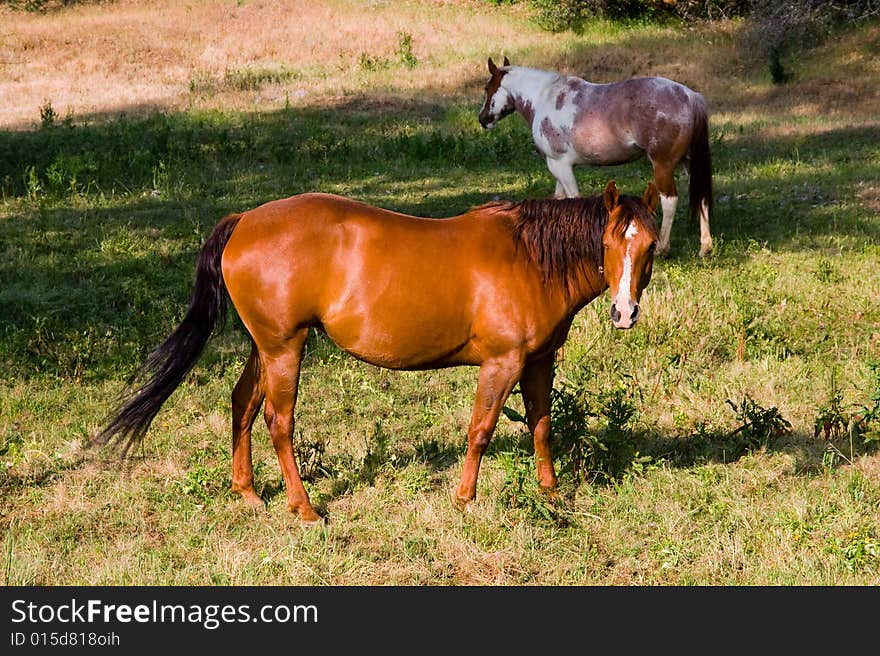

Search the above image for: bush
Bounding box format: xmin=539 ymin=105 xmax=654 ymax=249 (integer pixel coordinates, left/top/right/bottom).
xmin=481 ymin=0 xmax=878 ymax=58
xmin=742 ymin=1 xmax=880 ymax=84
xmin=508 ymin=0 xmax=751 ymax=32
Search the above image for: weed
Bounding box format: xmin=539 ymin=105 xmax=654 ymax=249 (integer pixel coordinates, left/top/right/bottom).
xmin=726 ymin=395 xmax=791 ymax=451
xmin=814 ymin=365 xmax=880 ymax=467
xmin=292 ymin=431 xmax=329 ymax=482
xmin=813 ymin=370 xmax=848 ymax=441
xmin=174 ymin=450 xmax=230 ymax=503
xmin=814 ymin=256 xmax=840 ymax=283
xmin=826 ymin=526 xmax=880 ymax=574
xmin=188 ymin=71 xmax=216 ymax=95
xmin=39 ymin=100 xmax=58 ymax=128
xmin=23 ymin=166 xmax=42 ymax=202
xmin=224 ymin=66 xmax=301 ymax=91
xmin=359 ymin=422 xmax=392 ymax=486
xmin=0 ymin=428 xmax=24 ymax=462
xmin=497 ymin=449 xmax=566 ymax=524
xmin=359 ymin=53 xmax=390 ymax=72
xmin=851 ymin=360 xmax=880 ymax=446
xmin=396 ymin=31 xmax=418 ymax=69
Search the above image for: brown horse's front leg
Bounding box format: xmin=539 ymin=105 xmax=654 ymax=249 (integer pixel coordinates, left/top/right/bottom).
xmin=520 ymin=353 xmax=557 ymax=491
xmin=455 ymin=354 xmax=524 ymax=509
xmin=231 ymin=343 xmax=266 ymax=509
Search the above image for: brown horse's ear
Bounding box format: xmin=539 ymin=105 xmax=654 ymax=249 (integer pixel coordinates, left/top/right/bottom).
xmin=503 ymin=56 xmax=510 ymax=67
xmin=488 ymin=57 xmax=497 ymax=74
xmin=643 ymin=181 xmax=659 ymax=213
xmin=603 ymin=180 xmax=619 ymax=212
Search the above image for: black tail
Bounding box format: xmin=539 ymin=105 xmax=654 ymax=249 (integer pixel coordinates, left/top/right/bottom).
xmin=92 ymin=213 xmax=244 ymax=456
xmin=688 ymin=97 xmax=713 ymax=225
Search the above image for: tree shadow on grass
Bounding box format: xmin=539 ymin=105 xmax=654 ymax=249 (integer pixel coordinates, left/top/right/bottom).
xmin=634 ymin=426 xmax=879 ymax=477
xmin=1 ymin=95 xmax=877 ymax=384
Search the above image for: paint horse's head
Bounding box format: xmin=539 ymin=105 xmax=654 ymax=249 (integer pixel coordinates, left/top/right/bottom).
xmin=601 ymin=180 xmax=660 ymax=329
xmin=478 ymin=56 xmax=514 ymax=129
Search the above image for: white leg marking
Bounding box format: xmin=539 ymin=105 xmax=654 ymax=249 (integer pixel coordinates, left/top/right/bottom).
xmin=658 ymin=193 xmax=677 ymax=255
xmin=545 ymin=157 xmax=579 ymax=198
xmin=699 ymin=199 xmax=712 ymax=257
xmin=553 ymin=179 xmax=565 ymax=199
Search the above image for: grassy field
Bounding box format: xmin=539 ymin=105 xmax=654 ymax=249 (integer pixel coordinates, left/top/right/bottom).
xmin=1 ymin=0 xmax=879 ymax=585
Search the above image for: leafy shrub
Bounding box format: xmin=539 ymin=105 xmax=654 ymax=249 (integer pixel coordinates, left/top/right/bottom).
xmin=853 ymin=360 xmax=880 ymax=445
xmin=504 ymin=374 xmax=645 ymax=487
xmin=481 ymin=0 xmax=751 ymax=32
xmin=497 ymin=449 xmax=566 ymax=523
xmin=396 ymin=31 xmax=418 ymax=69
xmin=813 ymin=370 xmax=848 ymax=442
xmin=816 ymin=361 xmax=880 ymax=468
xmin=725 ymin=394 xmax=791 ymax=450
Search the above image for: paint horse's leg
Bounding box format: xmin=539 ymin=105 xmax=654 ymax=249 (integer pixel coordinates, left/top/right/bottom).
xmin=262 ymin=329 xmax=322 ymax=524
xmin=546 ymin=157 xmax=580 ymax=198
xmin=519 ymin=353 xmax=557 ymax=490
xmin=231 ymin=342 xmax=266 ymax=508
xmin=652 ymin=160 xmax=678 ymax=256
xmin=698 ymin=198 xmax=713 ymax=257
xmin=455 ymin=353 xmax=525 ymax=508
xmin=554 ymin=180 xmax=565 ymax=199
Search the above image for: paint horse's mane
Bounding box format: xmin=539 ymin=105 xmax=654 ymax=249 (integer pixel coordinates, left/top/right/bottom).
xmin=478 ymin=196 xmax=658 ymax=292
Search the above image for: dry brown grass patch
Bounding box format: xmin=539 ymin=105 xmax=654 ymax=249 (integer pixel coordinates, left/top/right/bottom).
xmin=0 ymin=0 xmax=547 ymax=128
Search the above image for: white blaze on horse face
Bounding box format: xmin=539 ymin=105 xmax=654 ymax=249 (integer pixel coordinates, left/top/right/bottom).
xmin=613 ymin=222 xmax=639 ymax=321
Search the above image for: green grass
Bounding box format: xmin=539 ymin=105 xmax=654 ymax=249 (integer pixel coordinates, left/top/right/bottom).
xmin=2 ymin=12 xmax=880 ymax=585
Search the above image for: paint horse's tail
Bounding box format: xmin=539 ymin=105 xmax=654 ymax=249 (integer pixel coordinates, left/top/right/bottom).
xmin=92 ymin=213 xmax=244 ymax=456
xmin=687 ymin=96 xmax=713 ymax=227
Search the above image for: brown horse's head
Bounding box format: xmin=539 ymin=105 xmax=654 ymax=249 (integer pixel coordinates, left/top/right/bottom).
xmin=479 ymin=56 xmax=514 ymax=129
xmin=601 ymin=180 xmax=660 ymax=329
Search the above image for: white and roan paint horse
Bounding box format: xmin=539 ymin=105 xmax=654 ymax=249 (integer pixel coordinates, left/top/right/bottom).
xmin=478 ymin=57 xmax=714 ymax=257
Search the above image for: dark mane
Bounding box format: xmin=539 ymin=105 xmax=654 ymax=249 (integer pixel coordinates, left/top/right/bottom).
xmin=481 ymin=195 xmax=659 ymax=293
xmin=511 ymin=196 xmax=606 ymax=291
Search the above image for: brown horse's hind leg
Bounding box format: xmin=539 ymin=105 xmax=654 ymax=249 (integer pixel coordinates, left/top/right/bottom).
xmin=520 ymin=353 xmax=557 ymax=491
xmin=231 ymin=343 xmax=266 ymax=509
xmin=262 ymin=330 xmax=322 ymax=524
xmin=455 ymin=354 xmax=524 ymax=509
xmin=651 ymin=161 xmax=678 ymax=256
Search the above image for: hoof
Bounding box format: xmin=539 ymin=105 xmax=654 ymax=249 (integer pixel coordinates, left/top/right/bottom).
xmin=299 ymin=515 xmax=329 ymax=529
xmin=539 ymin=485 xmax=559 ymax=499
xmin=453 ymin=495 xmax=475 ymax=513
xmin=291 ymin=504 xmax=325 ymax=526
xmin=236 ymin=489 xmax=266 ymax=510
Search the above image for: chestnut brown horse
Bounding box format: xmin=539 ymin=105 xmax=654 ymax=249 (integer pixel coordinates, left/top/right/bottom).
xmin=94 ymin=180 xmax=659 ymax=523
xmin=479 ymin=57 xmax=713 ymax=257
